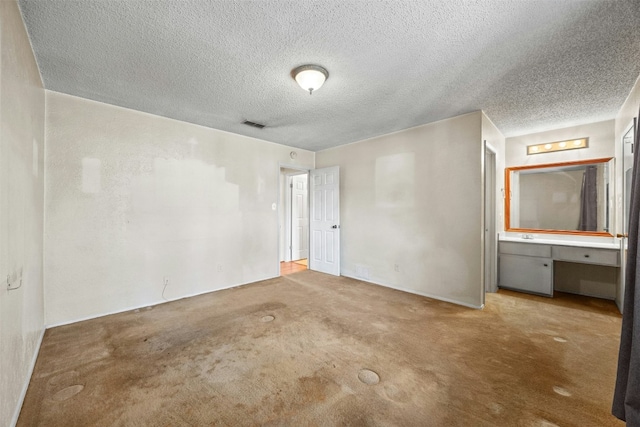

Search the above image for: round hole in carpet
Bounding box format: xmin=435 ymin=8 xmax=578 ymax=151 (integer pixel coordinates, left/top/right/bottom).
xmin=52 ymin=384 xmax=84 ymax=401
xmin=358 ymin=369 xmax=380 ymax=385
xmin=260 ymin=315 xmax=275 ymax=323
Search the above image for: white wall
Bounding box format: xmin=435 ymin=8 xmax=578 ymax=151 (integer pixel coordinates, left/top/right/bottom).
xmin=316 ymin=112 xmax=485 ymax=308
xmin=614 ymin=74 xmax=640 ymax=310
xmin=45 ymin=91 xmax=314 ymax=326
xmin=0 ymin=1 xmax=46 ymax=425
xmin=506 ymin=120 xmax=615 ymax=167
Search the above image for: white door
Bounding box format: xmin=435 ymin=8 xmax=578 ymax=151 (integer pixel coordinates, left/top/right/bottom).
xmin=291 ymin=174 xmax=309 ymax=261
xmin=310 ymin=166 xmax=340 ymax=276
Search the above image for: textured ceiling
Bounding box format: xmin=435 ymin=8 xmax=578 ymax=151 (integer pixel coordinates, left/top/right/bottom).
xmin=18 ymin=0 xmax=640 ymax=151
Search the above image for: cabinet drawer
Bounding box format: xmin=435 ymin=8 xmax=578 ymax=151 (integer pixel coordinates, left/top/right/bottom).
xmin=499 ymin=241 xmax=551 ymax=258
xmin=499 ymin=254 xmax=553 ymax=296
xmin=552 ymin=246 xmax=619 ymax=267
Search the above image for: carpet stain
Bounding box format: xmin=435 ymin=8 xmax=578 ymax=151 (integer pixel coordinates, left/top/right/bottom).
xmin=260 ymin=315 xmax=275 ymax=322
xmin=17 ymin=271 xmax=624 ymax=426
xmin=384 ymin=383 xmax=410 ymax=402
xmin=538 ymin=420 xmax=561 ymax=427
xmin=51 ymin=385 xmax=84 ymax=402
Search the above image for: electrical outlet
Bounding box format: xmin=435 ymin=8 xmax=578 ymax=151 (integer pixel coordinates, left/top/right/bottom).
xmin=394 ymin=264 xmax=400 ymax=272
xmin=217 ymin=265 xmax=223 ymax=272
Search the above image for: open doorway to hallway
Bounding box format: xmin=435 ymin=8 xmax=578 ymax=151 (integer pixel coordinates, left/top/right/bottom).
xmin=279 ymin=167 xmax=309 ymax=276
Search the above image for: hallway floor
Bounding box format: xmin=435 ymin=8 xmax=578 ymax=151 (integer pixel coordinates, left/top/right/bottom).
xmin=280 ymin=260 xmax=307 ymax=276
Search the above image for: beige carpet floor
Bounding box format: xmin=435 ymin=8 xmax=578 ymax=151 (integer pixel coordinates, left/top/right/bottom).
xmin=19 ymin=270 xmax=623 ymax=426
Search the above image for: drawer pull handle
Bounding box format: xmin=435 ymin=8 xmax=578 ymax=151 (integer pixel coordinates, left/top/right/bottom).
xmin=584 ymin=254 xmax=590 ymax=258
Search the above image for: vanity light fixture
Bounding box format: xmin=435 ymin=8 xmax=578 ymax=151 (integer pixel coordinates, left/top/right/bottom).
xmin=292 ymin=64 xmax=329 ymax=95
xmin=526 ymin=138 xmax=588 ymax=155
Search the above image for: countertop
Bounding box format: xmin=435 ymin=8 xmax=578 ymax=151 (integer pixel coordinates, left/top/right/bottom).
xmin=499 ymin=236 xmax=620 ymax=250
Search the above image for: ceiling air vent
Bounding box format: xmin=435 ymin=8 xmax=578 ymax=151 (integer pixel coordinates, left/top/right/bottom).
xmin=242 ymin=120 xmax=265 ymax=129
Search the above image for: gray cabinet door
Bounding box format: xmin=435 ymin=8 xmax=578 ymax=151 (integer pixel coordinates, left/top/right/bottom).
xmin=499 ymin=254 xmax=553 ymax=296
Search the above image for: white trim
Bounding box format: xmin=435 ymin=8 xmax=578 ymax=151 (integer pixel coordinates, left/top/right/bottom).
xmin=485 ymin=141 xmax=498 ymax=156
xmin=341 ymin=273 xmax=484 ymax=310
xmin=45 ymin=278 xmax=274 ymax=328
xmin=11 ymin=328 xmax=45 ymax=427
xmin=484 ymin=144 xmax=499 ymax=295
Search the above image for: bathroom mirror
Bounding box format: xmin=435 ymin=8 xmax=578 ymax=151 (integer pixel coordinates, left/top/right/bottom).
xmin=505 ymin=157 xmax=614 ymax=236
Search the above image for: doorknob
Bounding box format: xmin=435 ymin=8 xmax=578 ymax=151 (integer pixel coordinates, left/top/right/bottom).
xmin=331 ymin=225 xmax=340 ymax=229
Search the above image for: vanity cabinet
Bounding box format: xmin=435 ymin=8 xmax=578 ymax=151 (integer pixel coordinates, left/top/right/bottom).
xmin=498 ymin=242 xmax=553 ymax=296
xmin=498 ymin=240 xmax=620 ymax=298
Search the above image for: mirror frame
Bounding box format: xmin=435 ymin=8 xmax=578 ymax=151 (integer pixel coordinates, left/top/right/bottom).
xmin=505 ymin=157 xmax=614 ymax=237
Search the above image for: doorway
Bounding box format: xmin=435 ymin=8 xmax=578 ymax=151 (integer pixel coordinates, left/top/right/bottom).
xmin=619 ymin=118 xmax=636 ymax=311
xmin=279 ymin=167 xmax=309 ymax=275
xmin=277 ymin=165 xmax=341 ymax=277
xmin=484 ymin=144 xmax=498 ymax=295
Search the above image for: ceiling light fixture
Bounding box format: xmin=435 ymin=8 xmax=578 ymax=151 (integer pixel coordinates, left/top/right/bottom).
xmin=292 ymin=64 xmax=329 ymax=95
xmin=526 ymin=137 xmax=589 ymax=155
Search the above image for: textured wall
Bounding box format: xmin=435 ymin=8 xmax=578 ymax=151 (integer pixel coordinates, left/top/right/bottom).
xmin=316 ymin=112 xmax=484 ymax=308
xmin=614 ymin=75 xmax=640 ymax=310
xmin=0 ymin=1 xmax=46 ymax=425
xmin=44 ymin=92 xmax=313 ymax=326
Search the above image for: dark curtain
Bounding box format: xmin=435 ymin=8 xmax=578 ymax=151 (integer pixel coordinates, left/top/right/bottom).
xmin=613 ymin=110 xmax=640 ymax=423
xmin=578 ymin=165 xmax=598 ymax=231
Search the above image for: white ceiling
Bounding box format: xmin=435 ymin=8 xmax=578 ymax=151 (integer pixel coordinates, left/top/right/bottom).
xmin=18 ymin=0 xmax=640 ymax=151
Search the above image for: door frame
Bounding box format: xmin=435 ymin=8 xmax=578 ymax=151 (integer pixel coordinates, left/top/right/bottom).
xmin=483 ymin=142 xmax=498 ymax=299
xmin=277 ymin=163 xmax=310 ymax=274
xmin=287 ymin=172 xmax=309 ymax=262
xmin=618 ymin=117 xmax=636 ymax=312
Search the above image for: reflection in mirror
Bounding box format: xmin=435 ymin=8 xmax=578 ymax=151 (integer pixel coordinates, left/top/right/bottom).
xmin=623 ymin=120 xmax=635 ymax=234
xmin=506 ymin=158 xmax=614 ymax=236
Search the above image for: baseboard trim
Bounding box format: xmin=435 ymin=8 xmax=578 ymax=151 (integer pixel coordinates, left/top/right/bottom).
xmin=11 ymin=327 xmax=46 ymax=427
xmin=45 ymin=276 xmax=276 ymax=328
xmin=342 ymin=273 xmax=484 ymax=310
